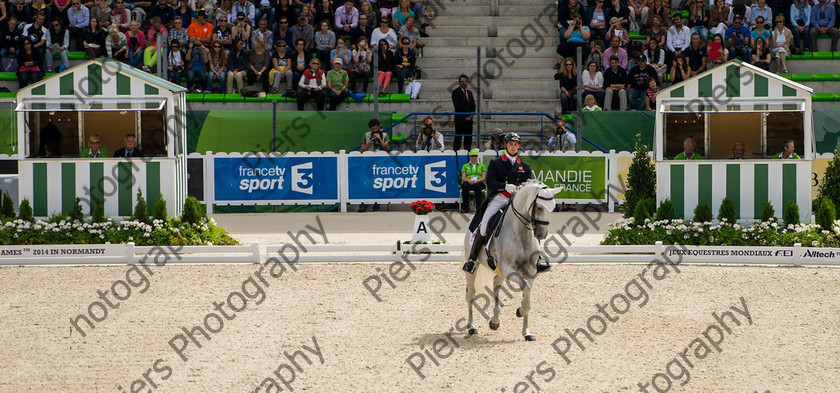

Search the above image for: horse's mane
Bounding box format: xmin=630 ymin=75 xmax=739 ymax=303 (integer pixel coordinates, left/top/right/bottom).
xmin=512 ymin=180 xmax=545 ymax=209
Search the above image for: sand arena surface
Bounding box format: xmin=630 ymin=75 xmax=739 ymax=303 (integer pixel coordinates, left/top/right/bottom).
xmin=0 ymin=213 xmax=838 ymax=392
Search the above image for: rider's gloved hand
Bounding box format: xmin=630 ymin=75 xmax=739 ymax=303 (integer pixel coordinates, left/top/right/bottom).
xmin=505 ymin=184 xmax=517 ymax=194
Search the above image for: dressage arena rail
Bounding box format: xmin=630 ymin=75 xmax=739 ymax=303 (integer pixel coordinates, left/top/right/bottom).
xmin=2 ymin=242 xmax=840 ymax=266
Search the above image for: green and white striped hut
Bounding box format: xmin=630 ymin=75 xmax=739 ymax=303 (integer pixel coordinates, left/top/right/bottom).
xmin=15 ymin=59 xmax=187 ymax=218
xmin=654 ymin=60 xmax=813 ymax=221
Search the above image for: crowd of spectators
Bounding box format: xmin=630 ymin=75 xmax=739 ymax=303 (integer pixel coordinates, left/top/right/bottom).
xmin=0 ymin=0 xmax=434 ymax=107
xmin=554 ymin=0 xmax=839 ymax=112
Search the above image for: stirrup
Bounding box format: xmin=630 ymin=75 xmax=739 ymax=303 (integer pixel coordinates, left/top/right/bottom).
xmin=462 ymin=259 xmax=477 ymax=274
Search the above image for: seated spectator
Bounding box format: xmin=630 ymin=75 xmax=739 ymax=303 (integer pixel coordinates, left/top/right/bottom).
xmin=645 ymin=15 xmax=667 ymax=48
xmin=123 ymin=0 xmax=150 ymax=27
xmin=628 ymin=0 xmax=648 ymax=31
xmin=748 ymin=0 xmax=772 ymax=29
xmin=644 ymin=38 xmax=666 ymax=80
xmin=731 ymin=142 xmax=745 ymax=159
xmin=312 ymin=0 xmax=333 ymax=29
xmin=208 ymin=41 xmax=227 ymax=92
xmin=298 ymin=4 xmax=314 ymax=26
xmin=227 ymin=37 xmax=248 ymax=93
xmin=351 ymin=13 xmax=375 ymax=45
xmin=628 ymin=54 xmax=657 ymax=110
xmin=708 ymin=33 xmax=729 ymax=67
xmin=771 ymin=16 xmax=791 ymax=73
xmin=375 ymin=38 xmax=395 ymax=94
xmin=674 ymin=137 xmax=702 ymax=160
xmin=110 ymin=0 xmax=130 ymax=32
xmin=558 ymin=0 xmax=584 ymax=39
xmin=360 ymin=118 xmax=390 ymax=153
xmin=726 ymin=16 xmax=751 ymax=61
xmin=358 ymin=0 xmax=377 ymax=29
xmin=602 ymin=35 xmax=627 ymax=70
xmin=774 ymin=140 xmax=800 ymax=159
xmin=559 ymin=14 xmax=591 ymax=66
xmin=393 ymin=0 xmax=414 ymax=30
xmin=189 ymin=10 xmax=214 ymax=47
xmin=125 ymin=20 xmax=146 ymax=68
xmin=587 ymin=0 xmax=608 ymax=40
xmin=557 ymin=58 xmax=577 ymax=113
xmin=82 ymin=16 xmax=106 ymax=59
xmin=393 ymin=36 xmax=415 ymax=91
xmin=645 ymin=0 xmax=670 ymax=30
xmin=605 ymin=0 xmax=631 ymax=31
xmin=335 ymin=0 xmax=358 ymax=36
xmin=398 ymin=15 xmax=423 ymax=49
xmin=66 ymin=0 xmax=89 ymax=50
xmin=751 ymin=16 xmax=770 ymax=43
xmin=21 ymin=0 xmax=45 ymax=26
xmin=231 ymin=0 xmax=254 ymax=25
xmin=371 ymin=15 xmax=397 ymax=51
xmin=274 ymin=0 xmax=295 ymax=29
xmin=114 ymin=134 xmax=144 ymax=158
xmin=751 ymin=36 xmax=771 ymax=70
xmin=166 ymin=40 xmax=185 ymax=85
xmin=46 ymin=18 xmax=69 ymax=73
xmin=22 ymin=12 xmax=48 ymax=57
xmin=290 ymin=38 xmax=310 ymax=90
xmin=606 ymin=17 xmax=629 ymax=48
xmin=329 ymin=36 xmax=352 ymax=71
xmin=582 ymin=60 xmax=605 ymax=107
xmin=809 ymin=0 xmax=838 ymax=52
xmin=255 ymin=0 xmax=273 ymax=26
xmin=585 ymin=40 xmax=604 ymax=71
xmin=459 ymin=148 xmax=486 ymax=213
xmin=149 ymin=0 xmax=176 ymax=28
xmin=378 ymin=0 xmax=397 ymax=20
xmin=602 ymin=55 xmax=628 ymax=111
xmin=273 ymin=16 xmax=293 ymax=50
xmin=17 ymin=39 xmax=43 ymax=89
xmin=248 ymin=35 xmax=271 ymax=91
xmin=688 ymin=0 xmax=709 ymax=40
xmin=169 ymin=17 xmax=189 ymax=46
xmin=297 ymin=58 xmax=326 ymax=110
xmin=548 ymin=119 xmax=577 ymax=152
xmin=683 ymin=33 xmax=707 ymax=76
xmin=106 ymin=24 xmax=128 ymax=61
xmin=350 ymin=37 xmax=372 ymax=92
xmin=185 ymin=39 xmax=209 ymax=92
xmin=82 ymin=134 xmax=108 ymax=158
xmin=415 ymin=117 xmax=444 ymax=152
xmin=231 ymin=12 xmax=252 ymax=48
xmin=90 ymin=0 xmax=111 ymax=31
xmin=667 ymin=14 xmax=691 ymax=61
xmin=644 ymin=77 xmax=658 ymax=111
xmin=790 ymin=0 xmax=810 ymax=53
xmin=269 ymin=40 xmax=291 ymax=93
xmin=143 ymin=17 xmax=166 ymax=72
xmin=314 ymin=19 xmax=335 ymax=68
xmin=709 ymin=0 xmax=729 ymax=37
xmin=670 ymin=52 xmax=690 ymax=83
xmin=326 ymin=57 xmax=350 ymax=110
xmin=583 ymin=93 xmax=603 ymax=111
xmin=1 ymin=16 xmax=23 ymax=58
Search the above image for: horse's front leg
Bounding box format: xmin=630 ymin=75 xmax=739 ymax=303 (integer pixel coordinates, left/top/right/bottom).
xmin=488 ymin=273 xmax=503 ymax=330
xmin=518 ymin=279 xmax=535 ymax=341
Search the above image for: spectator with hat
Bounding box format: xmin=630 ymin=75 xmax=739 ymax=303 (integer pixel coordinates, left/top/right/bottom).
xmin=291 ymin=13 xmax=314 ymax=49
xmin=460 ymin=148 xmax=486 ymax=213
xmin=326 ymin=57 xmax=350 ymax=110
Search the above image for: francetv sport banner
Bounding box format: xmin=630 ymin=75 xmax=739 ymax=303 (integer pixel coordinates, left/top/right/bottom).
xmin=213 ymin=155 xmax=339 ymax=203
xmin=346 ymin=153 xmax=460 ymax=202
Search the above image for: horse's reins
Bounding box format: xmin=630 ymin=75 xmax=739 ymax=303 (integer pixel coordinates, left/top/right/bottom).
xmin=509 ymin=186 xmax=552 ymax=233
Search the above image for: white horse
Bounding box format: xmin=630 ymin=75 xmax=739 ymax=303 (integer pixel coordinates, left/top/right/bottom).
xmin=463 ymin=180 xmax=562 ymax=341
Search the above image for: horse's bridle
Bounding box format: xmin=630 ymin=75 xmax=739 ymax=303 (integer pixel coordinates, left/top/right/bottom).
xmin=509 ymin=186 xmax=553 ymax=233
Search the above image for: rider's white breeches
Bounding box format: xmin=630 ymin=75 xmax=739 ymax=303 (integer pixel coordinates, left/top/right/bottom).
xmin=479 ymin=194 xmax=509 ymax=236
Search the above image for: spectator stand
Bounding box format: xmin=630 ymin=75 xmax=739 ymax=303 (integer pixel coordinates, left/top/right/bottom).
xmin=14 ymin=58 xmax=188 ymax=218
xmin=654 ymin=59 xmax=815 ymax=221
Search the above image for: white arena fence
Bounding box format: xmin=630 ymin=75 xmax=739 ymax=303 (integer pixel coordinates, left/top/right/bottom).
xmin=1 ymin=242 xmax=839 ymax=266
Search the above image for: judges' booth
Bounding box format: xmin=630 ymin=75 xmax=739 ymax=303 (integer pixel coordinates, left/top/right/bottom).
xmin=15 ymin=59 xmax=187 ymax=218
xmin=654 ymin=60 xmax=814 ymax=221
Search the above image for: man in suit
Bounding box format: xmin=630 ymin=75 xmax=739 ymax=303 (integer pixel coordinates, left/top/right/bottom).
xmin=113 ymin=134 xmax=144 ymax=158
xmin=451 ymin=74 xmax=476 ymax=151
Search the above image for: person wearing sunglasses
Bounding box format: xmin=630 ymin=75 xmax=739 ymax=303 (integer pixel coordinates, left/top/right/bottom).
xmin=110 ymin=0 xmax=130 ymax=32
xmin=149 ymin=0 xmax=176 ymax=28
xmin=770 ymin=15 xmax=792 ymax=73
xmin=45 ymin=17 xmax=69 ymax=72
xmin=82 ymin=135 xmax=108 ymax=158
xmin=296 ymin=57 xmax=326 ymax=111
xmin=67 ymin=0 xmax=89 ymax=50
xmin=370 ymin=15 xmax=396 ymax=51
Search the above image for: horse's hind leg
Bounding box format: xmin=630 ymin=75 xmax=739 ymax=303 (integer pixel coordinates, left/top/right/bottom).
xmin=489 ymin=274 xmax=503 ymax=330
xmin=465 ymin=272 xmax=478 ymax=335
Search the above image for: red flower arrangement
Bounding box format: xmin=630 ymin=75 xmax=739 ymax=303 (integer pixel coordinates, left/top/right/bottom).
xmin=410 ymin=200 xmax=436 ymax=215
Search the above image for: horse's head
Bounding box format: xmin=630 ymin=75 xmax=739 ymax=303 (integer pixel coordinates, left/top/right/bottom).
xmin=512 ymin=180 xmax=562 ymax=240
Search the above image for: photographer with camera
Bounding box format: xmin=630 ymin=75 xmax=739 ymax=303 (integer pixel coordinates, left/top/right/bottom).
xmin=548 ymin=119 xmax=577 ymax=152
xmin=726 ymin=16 xmax=752 ymax=61
xmin=360 ymin=118 xmax=391 ymax=153
xmin=415 ymin=117 xmax=444 ymax=152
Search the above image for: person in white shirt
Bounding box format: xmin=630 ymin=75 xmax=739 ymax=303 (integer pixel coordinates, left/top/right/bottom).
xmin=415 ymin=117 xmax=444 ymax=152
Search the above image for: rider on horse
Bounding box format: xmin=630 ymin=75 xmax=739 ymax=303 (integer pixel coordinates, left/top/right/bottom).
xmin=462 ymin=132 xmax=551 ymax=274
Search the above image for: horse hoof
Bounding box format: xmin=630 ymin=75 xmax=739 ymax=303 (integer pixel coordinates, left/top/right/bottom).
xmin=489 ymin=321 xmax=499 ymax=330
xmin=468 ymin=328 xmax=478 ymax=335
xmin=516 ymin=308 xmax=523 ymax=318
xmin=524 ymin=334 xmax=537 ymax=341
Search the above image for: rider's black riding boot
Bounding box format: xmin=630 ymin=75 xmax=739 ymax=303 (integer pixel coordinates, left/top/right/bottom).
xmin=461 ymin=233 xmax=485 ymax=274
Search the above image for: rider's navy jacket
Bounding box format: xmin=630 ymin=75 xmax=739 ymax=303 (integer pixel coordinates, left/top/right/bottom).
xmin=486 ymin=154 xmax=533 ymax=198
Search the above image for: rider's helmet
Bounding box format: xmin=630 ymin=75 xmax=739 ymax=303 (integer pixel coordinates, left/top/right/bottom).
xmin=504 ymin=133 xmax=521 ymax=143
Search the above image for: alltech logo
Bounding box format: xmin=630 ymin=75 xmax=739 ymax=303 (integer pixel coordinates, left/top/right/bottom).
xmin=801 ymin=249 xmax=838 ymax=259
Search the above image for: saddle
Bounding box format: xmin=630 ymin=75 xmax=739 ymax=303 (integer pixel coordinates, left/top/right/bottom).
xmin=467 ymin=201 xmax=511 ymax=274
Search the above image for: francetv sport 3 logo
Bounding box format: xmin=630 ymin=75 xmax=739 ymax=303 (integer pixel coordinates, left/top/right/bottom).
xmin=347 ymin=155 xmax=459 ymax=200
xmin=214 ymin=156 xmax=339 ymax=201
